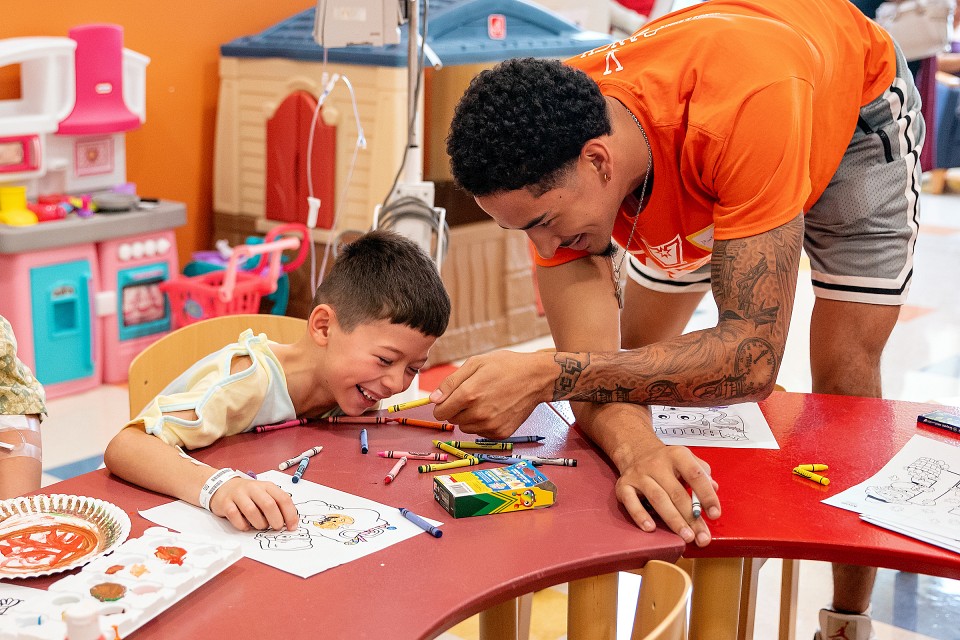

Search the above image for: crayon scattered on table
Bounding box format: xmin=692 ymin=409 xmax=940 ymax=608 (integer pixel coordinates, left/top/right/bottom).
xmin=433 ymin=441 xmax=478 ymax=462
xmin=379 ymin=451 xmax=448 ymax=461
xmin=291 ymin=457 xmax=310 ymax=483
xmin=395 ymin=418 xmax=454 ymax=431
xmin=795 ymin=464 xmax=828 ymax=472
xmin=387 ymin=397 xmax=432 ymax=413
xmin=445 ymin=441 xmax=513 ymax=451
xmin=360 ymin=429 xmax=369 ymax=454
xmin=253 ymin=417 xmax=309 ymax=433
xmin=326 ymin=416 xmax=393 ymax=424
xmin=476 ymin=435 xmax=545 ymax=444
xmin=792 ymin=466 xmax=829 ymax=485
xmin=384 ymin=457 xmax=407 ymax=484
xmin=278 ymin=446 xmax=323 ymax=471
xmin=418 ymin=458 xmax=478 ymax=473
xmin=399 ymin=507 xmax=442 ymax=537
xmin=512 ymin=455 xmax=577 ymax=467
xmin=477 ymin=454 xmax=527 ymax=465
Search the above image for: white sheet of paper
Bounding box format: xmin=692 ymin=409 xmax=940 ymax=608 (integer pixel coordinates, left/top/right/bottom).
xmin=652 ymin=402 xmax=779 ymax=449
xmin=823 ymin=435 xmax=960 ymax=549
xmin=0 ymin=582 xmax=57 ymax=616
xmin=861 ymin=515 xmax=960 ymax=554
xmin=139 ymin=470 xmax=443 ymax=579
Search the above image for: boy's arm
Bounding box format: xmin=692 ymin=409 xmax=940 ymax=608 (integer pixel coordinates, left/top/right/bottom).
xmin=104 ymin=417 xmax=299 ymax=532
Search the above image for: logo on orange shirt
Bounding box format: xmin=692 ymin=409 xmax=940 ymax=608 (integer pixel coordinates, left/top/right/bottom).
xmin=642 ymin=234 xmax=683 ymax=268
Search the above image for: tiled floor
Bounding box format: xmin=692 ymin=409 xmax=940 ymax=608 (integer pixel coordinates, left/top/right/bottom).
xmin=37 ymin=188 xmax=960 ymax=638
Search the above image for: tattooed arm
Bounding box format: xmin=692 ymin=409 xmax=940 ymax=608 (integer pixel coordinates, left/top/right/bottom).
xmin=433 ymin=214 xmax=802 ymax=430
xmin=552 ymin=214 xmax=802 ymax=406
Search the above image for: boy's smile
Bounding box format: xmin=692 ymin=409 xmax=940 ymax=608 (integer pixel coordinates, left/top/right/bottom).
xmin=326 ymin=319 xmax=436 ymax=415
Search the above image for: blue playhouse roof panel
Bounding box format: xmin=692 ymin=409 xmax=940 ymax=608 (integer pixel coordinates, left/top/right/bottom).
xmin=220 ymin=0 xmax=613 ymax=67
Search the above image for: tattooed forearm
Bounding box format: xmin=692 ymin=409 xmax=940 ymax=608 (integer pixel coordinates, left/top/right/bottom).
xmin=547 ymin=215 xmax=803 ymax=407
xmin=553 ymin=352 xmax=588 ymax=401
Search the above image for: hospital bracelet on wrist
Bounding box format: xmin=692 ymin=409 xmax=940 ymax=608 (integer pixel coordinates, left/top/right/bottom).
xmin=198 ymin=468 xmax=245 ymax=511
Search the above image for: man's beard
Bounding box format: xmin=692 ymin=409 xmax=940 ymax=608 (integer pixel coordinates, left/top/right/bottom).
xmin=598 ymin=241 xmax=618 ymax=258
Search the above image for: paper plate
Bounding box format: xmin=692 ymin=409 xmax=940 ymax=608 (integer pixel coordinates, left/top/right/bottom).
xmin=0 ymin=494 xmax=131 ymax=579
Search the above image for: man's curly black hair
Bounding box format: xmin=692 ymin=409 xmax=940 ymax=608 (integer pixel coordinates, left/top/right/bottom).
xmin=446 ymin=57 xmax=611 ymax=197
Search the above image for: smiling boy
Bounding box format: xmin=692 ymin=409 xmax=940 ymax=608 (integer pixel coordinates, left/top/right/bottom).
xmin=104 ymin=230 xmax=450 ymax=532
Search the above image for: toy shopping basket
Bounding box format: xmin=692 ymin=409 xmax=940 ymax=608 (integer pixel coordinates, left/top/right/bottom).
xmin=162 ymin=228 xmax=305 ymax=327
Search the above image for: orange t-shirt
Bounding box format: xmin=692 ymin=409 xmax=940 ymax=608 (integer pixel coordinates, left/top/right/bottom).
xmin=537 ymin=0 xmax=895 ymax=275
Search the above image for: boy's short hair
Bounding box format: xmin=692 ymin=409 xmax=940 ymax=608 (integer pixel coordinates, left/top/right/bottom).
xmin=312 ymin=230 xmax=450 ymax=337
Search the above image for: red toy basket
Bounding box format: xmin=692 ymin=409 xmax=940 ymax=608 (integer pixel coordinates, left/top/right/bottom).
xmin=162 ymin=226 xmax=306 ymax=327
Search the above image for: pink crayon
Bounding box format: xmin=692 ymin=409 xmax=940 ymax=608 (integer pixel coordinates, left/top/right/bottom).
xmin=253 ymin=417 xmax=309 ymax=433
xmin=384 ymin=457 xmax=408 ymax=484
xmin=378 ymin=450 xmax=448 ymax=461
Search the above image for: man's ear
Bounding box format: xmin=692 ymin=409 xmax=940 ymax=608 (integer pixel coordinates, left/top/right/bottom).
xmin=308 ymin=304 xmax=337 ymax=346
xmin=582 ymin=139 xmax=612 ymax=178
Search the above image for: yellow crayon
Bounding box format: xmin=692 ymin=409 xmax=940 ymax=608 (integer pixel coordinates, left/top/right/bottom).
xmin=387 ymin=397 xmax=432 ymax=413
xmin=792 ymin=467 xmax=830 ymax=485
xmin=418 ymin=458 xmax=478 ymax=473
xmin=432 ymin=440 xmax=479 ymax=462
xmin=444 ymin=440 xmax=513 ymax=451
xmin=795 ymin=464 xmax=829 ymax=472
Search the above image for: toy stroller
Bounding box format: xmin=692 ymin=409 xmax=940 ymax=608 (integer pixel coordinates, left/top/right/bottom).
xmin=162 ymin=223 xmax=308 ymax=327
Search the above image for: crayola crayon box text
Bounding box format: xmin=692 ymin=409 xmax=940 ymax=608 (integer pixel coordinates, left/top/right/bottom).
xmin=433 ymin=461 xmax=557 ymax=518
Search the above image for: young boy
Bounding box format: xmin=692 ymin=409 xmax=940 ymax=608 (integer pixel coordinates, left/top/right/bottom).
xmin=104 ymin=230 xmax=450 ymax=532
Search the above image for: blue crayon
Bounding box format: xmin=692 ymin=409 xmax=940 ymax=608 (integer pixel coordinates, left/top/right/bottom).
xmin=476 ymin=435 xmax=546 ymax=444
xmin=291 ymin=456 xmax=309 ymax=483
xmin=478 ymin=454 xmax=529 ymax=465
xmin=360 ymin=428 xmax=369 ymax=454
xmin=399 ymin=507 xmax=442 ymax=538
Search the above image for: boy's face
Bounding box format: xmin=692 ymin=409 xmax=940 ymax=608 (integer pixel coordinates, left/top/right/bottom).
xmin=325 ymin=318 xmax=436 ymax=415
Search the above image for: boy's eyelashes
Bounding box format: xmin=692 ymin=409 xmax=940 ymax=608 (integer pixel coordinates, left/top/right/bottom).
xmin=377 ymin=356 xmax=422 ymax=375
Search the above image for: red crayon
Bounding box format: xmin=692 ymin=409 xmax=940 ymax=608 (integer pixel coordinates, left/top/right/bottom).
xmin=384 ymin=457 xmax=408 ymax=484
xmin=378 ymin=450 xmax=449 ymax=461
xmin=396 ymin=418 xmax=454 ymax=431
xmin=326 ymin=416 xmax=394 ymax=424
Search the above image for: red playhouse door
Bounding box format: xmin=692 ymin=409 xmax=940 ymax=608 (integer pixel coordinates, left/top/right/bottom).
xmin=265 ymin=91 xmax=336 ymax=228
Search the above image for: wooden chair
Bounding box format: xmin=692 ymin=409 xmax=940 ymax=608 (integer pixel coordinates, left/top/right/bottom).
xmin=631 ymin=560 xmax=692 ymax=640
xmin=127 ymin=313 xmax=307 ymax=418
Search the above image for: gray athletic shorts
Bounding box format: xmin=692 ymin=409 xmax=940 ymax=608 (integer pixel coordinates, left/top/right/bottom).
xmin=628 ymin=43 xmax=923 ymax=305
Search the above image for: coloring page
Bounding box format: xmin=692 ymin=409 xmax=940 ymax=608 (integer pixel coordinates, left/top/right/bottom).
xmin=139 ymin=471 xmax=442 ymax=579
xmin=651 ymin=402 xmax=779 ymax=449
xmin=0 ymin=583 xmax=56 ymax=618
xmin=823 ymin=435 xmax=960 ymax=549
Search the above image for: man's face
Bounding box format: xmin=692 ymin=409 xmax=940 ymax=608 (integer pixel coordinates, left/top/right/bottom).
xmin=474 ymin=163 xmax=621 ymax=260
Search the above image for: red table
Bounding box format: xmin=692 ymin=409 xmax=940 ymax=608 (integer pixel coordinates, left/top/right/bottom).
xmin=683 ymin=392 xmax=960 ymax=639
xmin=17 ymin=403 xmax=684 ymax=640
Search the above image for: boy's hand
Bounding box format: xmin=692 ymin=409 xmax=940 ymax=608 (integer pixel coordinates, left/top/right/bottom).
xmin=209 ymin=478 xmax=300 ymax=532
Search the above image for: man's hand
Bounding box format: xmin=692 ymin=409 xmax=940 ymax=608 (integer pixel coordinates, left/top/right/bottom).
xmin=431 ymin=351 xmax=554 ymax=438
xmin=210 ymin=478 xmax=300 ymax=532
xmin=614 ymin=441 xmax=720 ymax=547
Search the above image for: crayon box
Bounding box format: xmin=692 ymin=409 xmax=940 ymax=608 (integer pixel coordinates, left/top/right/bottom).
xmin=433 ymin=461 xmax=557 ymax=518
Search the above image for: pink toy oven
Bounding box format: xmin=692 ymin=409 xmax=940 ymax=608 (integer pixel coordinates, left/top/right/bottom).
xmin=97 ymin=229 xmax=177 ymax=383
xmin=0 ymin=202 xmax=184 ymax=399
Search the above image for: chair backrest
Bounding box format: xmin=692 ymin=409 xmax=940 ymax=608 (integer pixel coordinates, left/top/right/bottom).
xmin=127 ymin=313 xmax=307 ymax=418
xmin=631 ymin=560 xmax=693 ymax=640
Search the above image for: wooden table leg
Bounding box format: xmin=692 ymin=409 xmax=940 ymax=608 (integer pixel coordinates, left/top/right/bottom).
xmin=688 ymin=557 xmax=744 ymax=640
xmin=567 ymin=573 xmax=619 ymax=640
xmin=778 ymin=559 xmax=799 ymax=640
xmin=738 ymin=557 xmax=765 ymax=640
xmin=480 ymin=597 xmax=520 ymax=640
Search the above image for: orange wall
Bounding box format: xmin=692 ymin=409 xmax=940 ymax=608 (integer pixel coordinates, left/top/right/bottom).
xmin=3 ymin=1 xmax=314 ymax=265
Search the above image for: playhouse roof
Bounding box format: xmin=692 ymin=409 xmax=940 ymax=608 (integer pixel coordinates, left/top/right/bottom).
xmin=220 ymin=0 xmax=613 ymax=67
